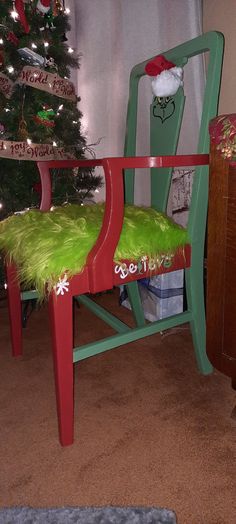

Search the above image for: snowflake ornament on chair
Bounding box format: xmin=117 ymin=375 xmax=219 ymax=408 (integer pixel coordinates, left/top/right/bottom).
xmin=145 ymin=55 xmax=183 ymax=97
xmin=55 ymin=274 xmax=70 ymax=296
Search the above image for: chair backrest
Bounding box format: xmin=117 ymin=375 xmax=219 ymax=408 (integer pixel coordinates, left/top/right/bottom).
xmin=124 ymin=31 xmax=224 ymax=245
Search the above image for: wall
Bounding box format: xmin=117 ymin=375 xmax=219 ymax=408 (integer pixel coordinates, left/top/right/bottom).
xmin=203 ymin=0 xmax=236 ymax=114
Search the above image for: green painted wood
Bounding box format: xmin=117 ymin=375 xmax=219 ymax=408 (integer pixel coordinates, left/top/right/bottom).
xmin=21 ymin=290 xmax=39 ymax=300
xmin=150 ymin=87 xmax=185 ymax=211
xmin=73 ymin=310 xmax=192 ymax=363
xmin=124 ymin=31 xmax=224 ymax=212
xmin=120 ymin=31 xmax=224 ymax=372
xmin=126 ymin=280 xmax=146 ymax=327
xmin=185 ymin=253 xmax=213 ymax=375
xmin=75 ymin=294 xmax=131 ymax=334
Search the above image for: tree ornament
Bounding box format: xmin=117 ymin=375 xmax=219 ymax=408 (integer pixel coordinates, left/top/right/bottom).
xmin=53 ymin=0 xmax=62 ymax=16
xmin=44 ymin=55 xmax=56 ymax=69
xmin=36 ymin=0 xmax=51 ymax=15
xmin=18 ymin=118 xmax=28 ymax=140
xmin=44 ymin=11 xmax=56 ymax=30
xmin=14 ymin=0 xmax=30 ymax=33
xmin=34 ymin=105 xmax=55 ymax=127
xmin=7 ymin=31 xmax=19 ymax=46
xmin=18 ymin=47 xmax=44 ymax=66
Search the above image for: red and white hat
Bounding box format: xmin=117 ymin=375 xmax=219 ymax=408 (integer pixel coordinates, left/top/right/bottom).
xmin=36 ymin=0 xmax=51 ymax=14
xmin=145 ymin=55 xmax=175 ymax=77
xmin=145 ymin=54 xmax=183 ymax=98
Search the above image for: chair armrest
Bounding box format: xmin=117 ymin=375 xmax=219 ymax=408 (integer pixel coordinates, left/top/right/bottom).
xmin=86 ymin=154 xmax=209 ymax=292
xmin=37 ymin=158 xmax=104 ymax=211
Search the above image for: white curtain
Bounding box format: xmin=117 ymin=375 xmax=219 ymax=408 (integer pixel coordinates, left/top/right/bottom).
xmin=67 ymin=0 xmax=204 ymax=205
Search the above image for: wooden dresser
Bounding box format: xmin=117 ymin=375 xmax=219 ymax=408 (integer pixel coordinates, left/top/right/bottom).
xmin=207 ymin=114 xmax=236 ymax=389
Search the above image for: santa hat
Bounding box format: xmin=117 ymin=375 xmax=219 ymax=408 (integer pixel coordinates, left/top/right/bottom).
xmin=145 ymin=55 xmax=175 ymax=77
xmin=145 ymin=54 xmax=183 ymax=98
xmin=36 ymin=0 xmax=51 ymax=14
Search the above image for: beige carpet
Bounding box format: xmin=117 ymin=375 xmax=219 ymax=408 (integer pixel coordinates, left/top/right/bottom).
xmin=0 ymin=290 xmax=235 ymax=524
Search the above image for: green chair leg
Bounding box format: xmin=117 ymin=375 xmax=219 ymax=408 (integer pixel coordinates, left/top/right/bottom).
xmin=126 ymin=281 xmax=146 ymax=327
xmin=185 ymin=261 xmax=213 ymax=375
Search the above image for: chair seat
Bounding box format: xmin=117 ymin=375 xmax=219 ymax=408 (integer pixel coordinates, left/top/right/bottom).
xmin=0 ymin=203 xmax=188 ymax=297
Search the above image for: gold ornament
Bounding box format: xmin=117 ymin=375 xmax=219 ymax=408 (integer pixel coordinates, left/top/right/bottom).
xmin=18 ymin=118 xmax=28 ymax=140
xmin=53 ymin=0 xmax=62 ymax=16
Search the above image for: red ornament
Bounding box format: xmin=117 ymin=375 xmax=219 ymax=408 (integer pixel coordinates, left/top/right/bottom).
xmin=7 ymin=31 xmax=19 ymax=46
xmin=15 ymin=0 xmax=30 ymax=34
xmin=33 ymin=182 xmax=42 ymax=195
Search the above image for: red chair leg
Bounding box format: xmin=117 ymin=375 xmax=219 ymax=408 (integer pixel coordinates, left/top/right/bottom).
xmin=49 ymin=290 xmax=74 ymax=446
xmin=5 ymin=262 xmax=23 ymax=357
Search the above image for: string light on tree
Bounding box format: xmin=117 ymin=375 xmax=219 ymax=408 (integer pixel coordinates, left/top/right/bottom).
xmin=10 ymin=3 xmax=19 ymax=21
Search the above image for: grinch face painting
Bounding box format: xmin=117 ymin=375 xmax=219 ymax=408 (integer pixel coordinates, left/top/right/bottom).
xmin=152 ymin=96 xmax=175 ymax=123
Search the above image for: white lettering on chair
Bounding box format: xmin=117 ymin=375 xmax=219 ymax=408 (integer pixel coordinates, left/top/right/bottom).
xmin=114 ymin=254 xmax=174 ymax=280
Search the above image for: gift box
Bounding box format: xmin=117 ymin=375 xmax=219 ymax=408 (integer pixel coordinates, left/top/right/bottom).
xmin=120 ymin=269 xmax=184 ymax=321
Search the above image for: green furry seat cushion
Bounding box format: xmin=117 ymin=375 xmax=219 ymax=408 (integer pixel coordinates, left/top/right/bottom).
xmin=0 ymin=204 xmax=188 ymax=297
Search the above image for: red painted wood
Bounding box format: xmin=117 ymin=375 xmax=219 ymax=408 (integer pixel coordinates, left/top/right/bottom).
xmin=103 ymin=154 xmax=209 ymax=170
xmin=48 ymin=288 xmax=74 ymax=446
xmin=36 ymin=155 xmax=206 ymax=295
xmin=5 ymin=262 xmax=22 ymax=357
xmin=86 ymin=159 xmax=125 ymax=293
xmin=37 ymin=158 xmax=105 ymax=212
xmin=37 ymin=154 xmax=209 ymax=216
xmin=37 ymin=163 xmax=52 ymax=211
xmin=4 ymin=154 xmax=207 ymax=445
xmin=84 ymin=155 xmax=207 ymax=293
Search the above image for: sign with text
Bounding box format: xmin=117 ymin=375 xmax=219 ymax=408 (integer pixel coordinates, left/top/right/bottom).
xmin=17 ymin=66 xmax=77 ymax=101
xmin=0 ymin=140 xmax=75 ymax=161
xmin=0 ymin=72 xmax=15 ymax=98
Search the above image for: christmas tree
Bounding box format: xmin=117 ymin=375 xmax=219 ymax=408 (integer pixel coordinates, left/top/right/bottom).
xmin=0 ymin=0 xmax=102 ymax=289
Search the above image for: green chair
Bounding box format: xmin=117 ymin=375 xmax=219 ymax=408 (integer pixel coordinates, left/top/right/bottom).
xmin=2 ymin=32 xmax=224 ymax=445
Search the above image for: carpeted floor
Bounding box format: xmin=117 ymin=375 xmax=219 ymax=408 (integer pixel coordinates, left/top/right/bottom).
xmin=0 ymin=290 xmax=235 ymax=524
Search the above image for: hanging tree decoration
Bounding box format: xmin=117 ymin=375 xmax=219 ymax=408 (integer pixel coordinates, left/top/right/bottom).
xmin=44 ymin=10 xmax=56 ymax=30
xmin=0 ymin=21 xmax=19 ymax=45
xmin=34 ymin=104 xmax=55 ymax=127
xmin=18 ymin=87 xmax=29 ymax=140
xmin=36 ymin=1 xmax=58 ymax=32
xmin=36 ymin=0 xmax=51 ymax=15
xmin=7 ymin=30 xmax=19 ymax=45
xmin=14 ymin=0 xmax=30 ymax=33
xmin=53 ymin=0 xmax=62 ymax=16
xmin=18 ymin=117 xmax=28 ymax=140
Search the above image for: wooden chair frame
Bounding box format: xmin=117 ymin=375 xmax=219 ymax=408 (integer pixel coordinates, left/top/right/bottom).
xmin=4 ymin=32 xmax=224 ymax=445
